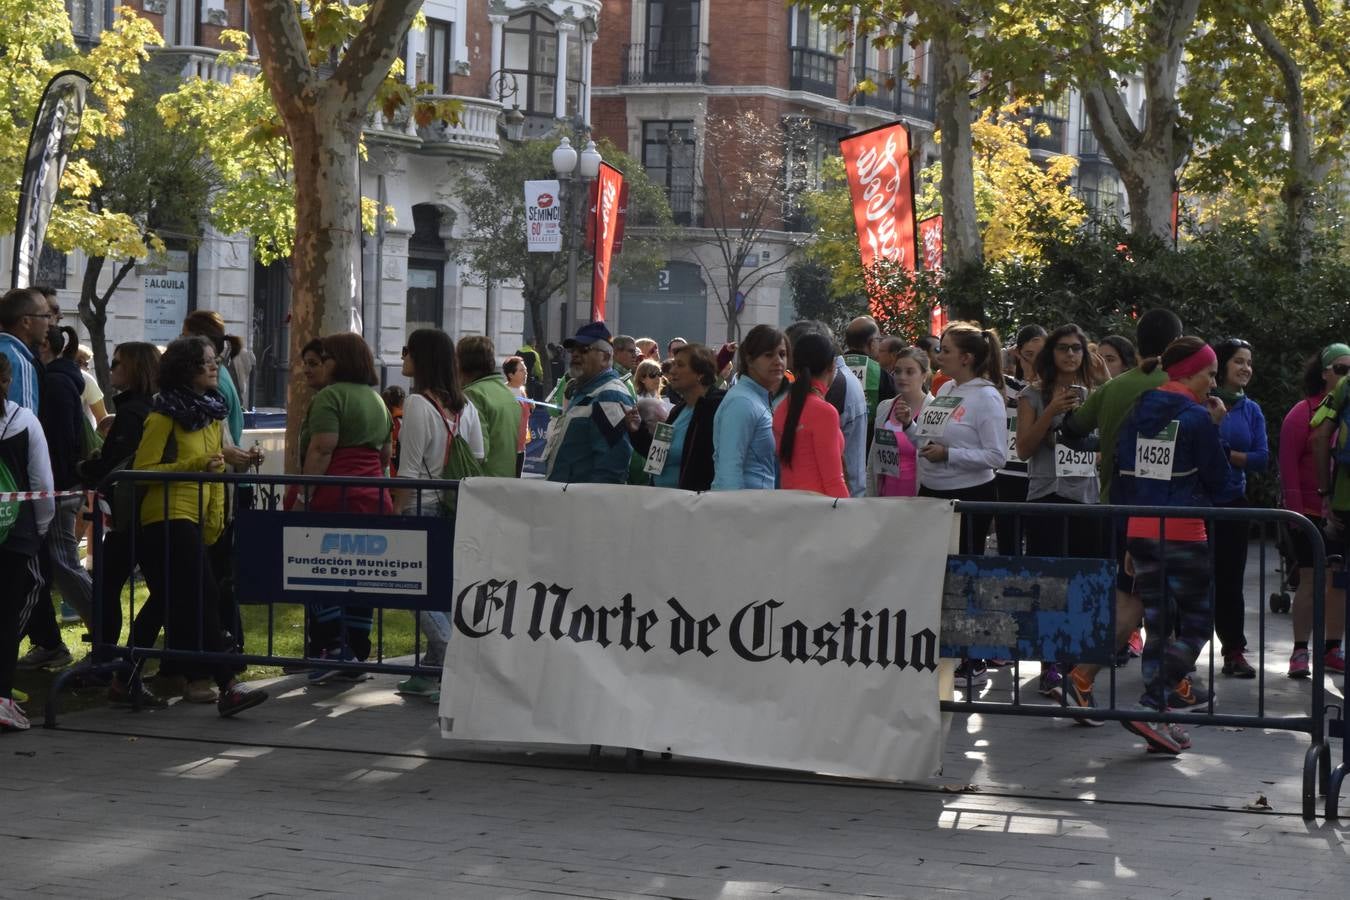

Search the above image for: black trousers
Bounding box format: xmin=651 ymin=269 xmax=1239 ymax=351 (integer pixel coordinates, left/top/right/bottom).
xmin=22 ymin=546 xmax=62 ymax=650
xmin=0 ymin=549 xmax=41 ymax=698
xmin=920 ymin=479 xmax=998 ymax=554
xmin=136 ymin=520 xmax=239 ymax=687
xmin=994 ymin=472 xmax=1029 ymax=555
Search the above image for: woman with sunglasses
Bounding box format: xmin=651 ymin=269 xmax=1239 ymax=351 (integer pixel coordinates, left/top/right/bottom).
xmin=1280 ymin=344 xmax=1350 ymax=678
xmin=1210 ymin=338 xmax=1267 ymax=678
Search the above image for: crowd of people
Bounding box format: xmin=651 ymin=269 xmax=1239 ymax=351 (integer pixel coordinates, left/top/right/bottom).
xmin=538 ymin=312 xmax=1348 ymax=756
xmin=2 ymin=282 xmax=1347 ymax=758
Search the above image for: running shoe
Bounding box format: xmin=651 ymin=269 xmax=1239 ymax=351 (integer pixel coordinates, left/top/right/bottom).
xmin=15 ymin=644 xmax=73 ymax=670
xmin=1064 ymin=671 xmax=1105 ymax=727
xmin=1037 ymin=664 xmax=1064 ymax=700
xmin=307 ymin=647 xmax=356 ymax=685
xmin=1166 ymin=678 xmax=1214 ymax=710
xmin=1146 ymin=723 xmax=1192 ymax=752
xmin=1288 ymin=648 xmax=1311 ymax=679
xmin=1122 ymin=719 xmax=1185 ymax=754
xmin=12 ymin=688 xmax=28 ymax=704
xmin=1222 ymin=652 xmax=1257 ymax=678
xmin=108 ymin=677 xmax=168 ymax=709
xmin=0 ymin=697 xmax=30 ymax=731
xmin=59 ymin=601 xmax=82 ymax=624
xmin=1326 ymin=647 xmax=1347 ymax=675
xmin=217 ymin=686 xmax=268 ymax=718
xmin=182 ymin=679 xmax=218 ymax=703
xmin=396 ymin=675 xmax=440 ymax=697
xmin=954 ymin=659 xmax=989 ymax=687
xmin=1128 ymin=630 xmax=1143 ymax=657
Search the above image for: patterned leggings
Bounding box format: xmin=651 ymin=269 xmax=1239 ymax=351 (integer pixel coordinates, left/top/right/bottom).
xmin=1127 ymin=537 xmax=1212 ymax=708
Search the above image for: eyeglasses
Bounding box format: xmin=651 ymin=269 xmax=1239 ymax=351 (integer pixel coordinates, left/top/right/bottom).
xmin=1055 ymin=343 xmax=1085 ymax=354
xmin=24 ymin=312 xmax=53 ymax=321
xmin=1334 ymin=364 xmax=1350 ymax=376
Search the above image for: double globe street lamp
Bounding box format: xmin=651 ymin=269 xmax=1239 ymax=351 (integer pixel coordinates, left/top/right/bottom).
xmin=552 ymin=135 xmax=604 ymax=324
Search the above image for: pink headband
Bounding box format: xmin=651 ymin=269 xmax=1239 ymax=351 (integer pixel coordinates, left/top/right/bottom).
xmin=1165 ymin=344 xmax=1217 ymax=381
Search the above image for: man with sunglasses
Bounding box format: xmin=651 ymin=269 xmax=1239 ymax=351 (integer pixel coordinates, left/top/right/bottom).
xmin=0 ymin=288 xmax=53 ymax=413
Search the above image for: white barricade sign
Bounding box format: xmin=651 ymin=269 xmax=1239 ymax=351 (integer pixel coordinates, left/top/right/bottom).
xmin=442 ymin=478 xmax=952 ymax=781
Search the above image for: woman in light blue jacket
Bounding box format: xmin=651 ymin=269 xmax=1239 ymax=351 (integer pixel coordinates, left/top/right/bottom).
xmin=711 ymin=325 xmax=787 ymax=490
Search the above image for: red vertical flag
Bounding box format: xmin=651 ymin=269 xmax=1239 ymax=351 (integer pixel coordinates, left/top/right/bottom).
xmin=590 ymin=162 xmax=624 ymax=323
xmin=840 ymin=122 xmax=918 ymax=319
xmin=917 ymin=214 xmax=943 ymax=272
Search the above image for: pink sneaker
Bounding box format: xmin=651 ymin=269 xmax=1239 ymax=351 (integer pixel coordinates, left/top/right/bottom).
xmin=1326 ymin=647 xmax=1346 ymax=675
xmin=1288 ymin=648 xmax=1311 ymax=679
xmin=1128 ymin=630 xmax=1143 ymax=657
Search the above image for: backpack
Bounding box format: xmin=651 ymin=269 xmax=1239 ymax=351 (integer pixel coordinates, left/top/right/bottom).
xmin=0 ymin=410 xmax=25 ymax=545
xmin=425 ymin=393 xmax=483 ymax=516
xmin=1332 ymin=394 xmax=1350 ymax=468
xmin=81 ymin=413 xmax=104 ymax=462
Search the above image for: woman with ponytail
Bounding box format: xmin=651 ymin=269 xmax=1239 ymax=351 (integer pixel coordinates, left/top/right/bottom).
xmin=773 ymin=332 xmax=847 ymax=498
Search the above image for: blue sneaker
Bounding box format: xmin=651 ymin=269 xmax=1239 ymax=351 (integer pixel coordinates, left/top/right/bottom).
xmin=307 ymin=647 xmax=356 ymax=685
xmin=59 ymin=601 xmax=82 ymax=624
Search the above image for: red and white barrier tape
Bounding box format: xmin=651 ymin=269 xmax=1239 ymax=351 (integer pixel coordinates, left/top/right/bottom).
xmin=0 ymin=489 xmax=86 ymax=502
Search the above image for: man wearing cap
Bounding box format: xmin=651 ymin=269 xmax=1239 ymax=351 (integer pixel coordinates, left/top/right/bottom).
xmin=544 ymin=322 xmax=636 ymax=484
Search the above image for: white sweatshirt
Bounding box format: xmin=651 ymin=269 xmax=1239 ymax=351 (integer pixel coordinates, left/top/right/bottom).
xmin=906 ymin=377 xmax=1008 ymax=491
xmin=396 ymin=393 xmax=485 ymax=514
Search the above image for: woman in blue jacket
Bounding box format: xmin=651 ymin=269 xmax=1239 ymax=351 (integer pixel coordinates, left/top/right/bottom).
xmin=1115 ymin=337 xmax=1232 ymax=754
xmin=711 ymin=325 xmax=787 ymax=490
xmin=1210 ymin=338 xmax=1267 ymax=678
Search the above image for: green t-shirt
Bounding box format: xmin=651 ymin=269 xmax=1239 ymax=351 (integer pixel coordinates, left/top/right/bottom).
xmin=300 ymin=382 xmax=392 ymax=461
xmin=464 ymin=374 xmax=523 ymax=478
xmin=1310 ymin=378 xmax=1350 ymax=510
xmin=1066 ymin=366 xmax=1167 ymax=503
xmin=217 ymin=366 xmax=244 ymax=446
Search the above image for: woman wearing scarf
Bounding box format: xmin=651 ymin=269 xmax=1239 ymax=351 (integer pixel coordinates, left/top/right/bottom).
xmin=1209 ymin=339 xmax=1267 ymax=679
xmin=133 ymin=336 xmax=267 ymax=716
xmin=1114 ymin=337 xmax=1233 ymax=754
xmin=295 ymin=332 xmax=392 ymax=681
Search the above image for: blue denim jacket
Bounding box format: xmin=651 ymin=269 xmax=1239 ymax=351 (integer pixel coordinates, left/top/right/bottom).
xmin=711 ymin=376 xmax=777 ymax=490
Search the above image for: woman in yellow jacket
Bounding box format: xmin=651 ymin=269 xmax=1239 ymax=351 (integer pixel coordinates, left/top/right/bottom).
xmin=134 ymin=336 xmax=267 ymax=717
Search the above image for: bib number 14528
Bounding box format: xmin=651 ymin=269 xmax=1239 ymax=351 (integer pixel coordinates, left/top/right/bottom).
xmin=1135 ymin=420 xmax=1179 ymax=481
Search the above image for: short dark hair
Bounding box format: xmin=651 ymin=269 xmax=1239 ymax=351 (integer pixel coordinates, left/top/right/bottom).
xmin=738 ymin=324 xmax=787 ymax=377
xmin=844 ymin=317 xmax=879 ymax=351
xmin=301 ymin=337 xmax=324 ymax=360
xmin=381 ymin=385 xmax=406 ymax=409
xmin=880 ymin=336 xmax=906 ymax=356
xmin=113 ymin=342 xmax=161 ymax=396
xmin=457 ymin=335 xmax=497 ymax=381
xmin=1214 ymin=337 xmax=1253 ymax=389
xmin=0 ymin=287 xmax=44 ymax=330
xmin=319 ymin=332 xmax=378 ymax=386
xmin=1135 ymin=308 xmax=1183 ymax=359
xmin=158 ymin=335 xmax=214 ymax=392
xmin=502 ymin=356 xmax=524 ymax=379
xmin=676 ymin=343 xmax=717 ymax=388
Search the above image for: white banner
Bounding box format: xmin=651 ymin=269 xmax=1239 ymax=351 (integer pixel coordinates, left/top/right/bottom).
xmin=142 ymin=249 xmax=190 ymax=343
xmin=442 ymin=479 xmax=954 ymax=781
xmin=524 ymin=179 xmax=562 ymax=252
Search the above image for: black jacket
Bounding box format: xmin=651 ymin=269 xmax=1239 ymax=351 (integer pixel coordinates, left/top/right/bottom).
xmin=633 ymin=388 xmax=726 ymax=491
xmin=79 ymin=390 xmax=153 ymax=488
xmin=40 ymin=357 xmax=86 ymax=490
xmin=0 ymin=403 xmax=46 ymax=555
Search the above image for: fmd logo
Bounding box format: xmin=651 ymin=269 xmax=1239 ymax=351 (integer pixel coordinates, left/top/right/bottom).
xmin=320 ymin=533 xmax=389 ymax=555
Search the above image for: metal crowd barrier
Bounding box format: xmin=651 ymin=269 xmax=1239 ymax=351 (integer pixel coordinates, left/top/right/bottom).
xmin=47 ymin=470 xmax=461 ymax=726
xmin=43 ymin=474 xmax=1347 ymax=819
xmin=945 ymin=500 xmax=1341 ymax=821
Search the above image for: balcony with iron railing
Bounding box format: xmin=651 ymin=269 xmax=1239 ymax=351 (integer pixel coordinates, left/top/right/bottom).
xmin=852 ymin=67 xmax=897 ymax=112
xmin=898 ymin=81 xmax=935 ymax=121
xmin=1027 ymin=111 xmax=1067 ymax=153
xmin=664 ymin=186 xmax=698 ymax=227
xmin=1078 ymin=126 xmax=1105 ymax=160
xmin=622 ymin=36 xmax=710 ymax=85
xmin=790 ymin=47 xmax=840 ymax=99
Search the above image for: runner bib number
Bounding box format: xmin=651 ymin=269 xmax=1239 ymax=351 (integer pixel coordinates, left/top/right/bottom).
xmin=1055 ymin=443 xmax=1096 ymax=479
xmin=643 ymin=423 xmax=676 ymax=476
xmin=1006 ymin=414 xmax=1019 ymax=460
xmin=917 ymin=396 xmax=963 ymax=438
xmin=874 ymin=428 xmax=900 ymax=477
xmin=1135 ymin=420 xmax=1179 ymax=481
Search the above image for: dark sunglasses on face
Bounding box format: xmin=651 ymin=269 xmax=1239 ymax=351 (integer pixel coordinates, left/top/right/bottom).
xmin=1055 ymin=343 xmax=1084 ymax=354
xmin=1334 ymin=363 xmax=1350 ymax=376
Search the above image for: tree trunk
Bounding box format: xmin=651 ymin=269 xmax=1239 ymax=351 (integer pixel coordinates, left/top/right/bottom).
xmin=930 ymin=25 xmax=982 ymax=318
xmin=282 ymin=112 xmax=364 ymax=470
xmin=78 ymin=255 xmax=110 ymax=395
xmin=525 ymin=291 xmax=552 ymax=390
xmin=1117 ymin=147 xmax=1179 ymax=244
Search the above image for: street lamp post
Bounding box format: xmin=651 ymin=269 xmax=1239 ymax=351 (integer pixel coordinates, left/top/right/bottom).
xmin=552 ymin=135 xmax=603 ymax=324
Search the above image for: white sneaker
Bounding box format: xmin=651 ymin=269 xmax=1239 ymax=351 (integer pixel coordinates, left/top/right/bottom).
xmin=0 ymin=697 xmax=31 ymax=731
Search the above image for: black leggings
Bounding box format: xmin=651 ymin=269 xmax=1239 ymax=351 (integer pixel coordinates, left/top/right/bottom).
xmin=0 ymin=549 xmax=41 ymax=699
xmin=1212 ymin=497 xmax=1250 ymax=655
xmin=920 ymin=479 xmax=997 ymax=554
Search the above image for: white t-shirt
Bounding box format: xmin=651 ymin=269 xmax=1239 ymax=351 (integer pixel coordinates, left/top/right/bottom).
xmin=81 ymin=370 xmax=104 ymax=427
xmin=396 ymin=392 xmax=485 ymax=513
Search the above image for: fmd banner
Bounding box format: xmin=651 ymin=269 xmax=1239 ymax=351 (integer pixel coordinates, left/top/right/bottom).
xmin=283 ymin=526 xmax=428 ymax=594
xmin=443 ymin=479 xmax=953 ymax=782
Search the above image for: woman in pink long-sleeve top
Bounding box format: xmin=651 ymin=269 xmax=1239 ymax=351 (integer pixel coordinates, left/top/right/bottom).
xmin=774 ymin=332 xmax=848 ymax=499
xmin=1279 ymin=345 xmax=1350 ymax=677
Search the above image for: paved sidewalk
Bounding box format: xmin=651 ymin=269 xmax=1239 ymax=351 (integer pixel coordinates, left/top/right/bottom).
xmin=6 ymin=550 xmax=1350 ymax=898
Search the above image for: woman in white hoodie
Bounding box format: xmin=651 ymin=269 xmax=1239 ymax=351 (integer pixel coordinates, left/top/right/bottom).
xmin=0 ymin=353 xmax=55 ymax=732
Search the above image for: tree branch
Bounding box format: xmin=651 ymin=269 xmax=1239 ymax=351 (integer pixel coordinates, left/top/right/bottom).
xmin=244 ymin=0 xmax=313 ymax=121
xmin=329 ymin=0 xmax=423 ymax=117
